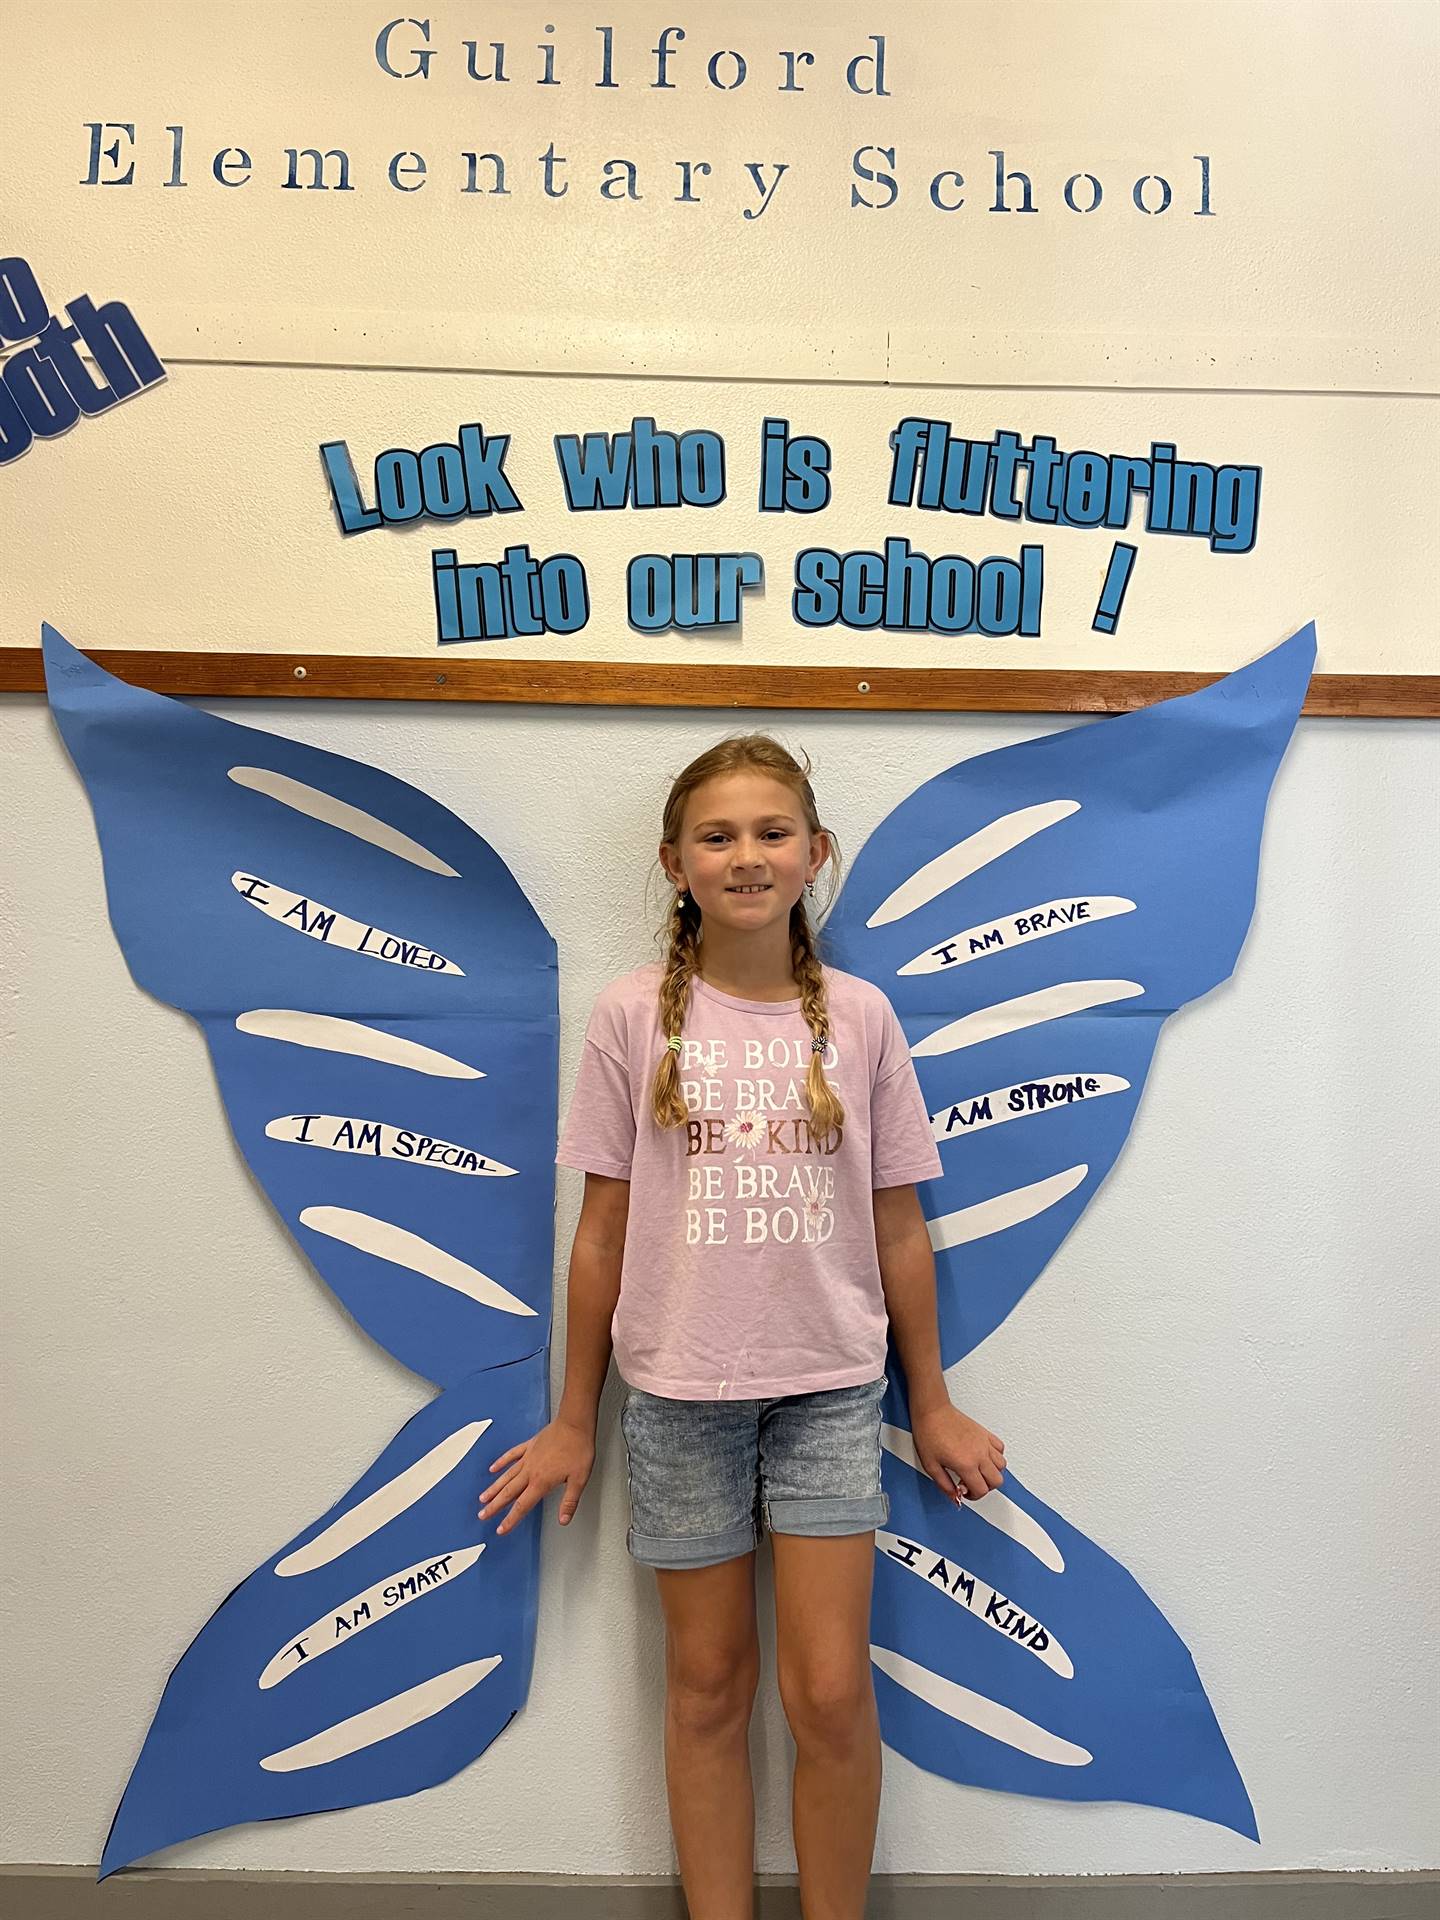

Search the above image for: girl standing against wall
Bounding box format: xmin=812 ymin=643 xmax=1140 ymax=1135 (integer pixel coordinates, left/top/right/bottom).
xmin=480 ymin=734 xmax=1006 ymax=1919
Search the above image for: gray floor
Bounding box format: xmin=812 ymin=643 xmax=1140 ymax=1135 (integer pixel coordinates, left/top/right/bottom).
xmin=4 ymin=1867 xmax=1439 ymax=1919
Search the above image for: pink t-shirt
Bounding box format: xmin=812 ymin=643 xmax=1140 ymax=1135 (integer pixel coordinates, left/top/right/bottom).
xmin=555 ymin=960 xmax=943 ymax=1400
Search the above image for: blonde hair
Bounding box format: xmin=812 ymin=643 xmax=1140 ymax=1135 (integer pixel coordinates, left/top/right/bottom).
xmin=649 ymin=732 xmax=845 ymax=1147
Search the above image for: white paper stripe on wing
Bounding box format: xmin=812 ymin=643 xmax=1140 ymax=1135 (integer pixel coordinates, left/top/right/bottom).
xmin=911 ymin=980 xmax=1144 ymax=1057
xmin=228 ymin=767 xmax=460 ymax=877
xmin=299 ymin=1206 xmax=537 ymax=1318
xmin=236 ymin=1010 xmax=483 ymax=1079
xmin=931 ymin=1073 xmax=1130 ymax=1143
xmin=268 ymin=1114 xmax=516 ymax=1178
xmin=899 ymin=896 xmax=1135 ymax=975
xmin=258 ymin=1657 xmax=502 ymax=1772
xmin=865 ymin=801 xmax=1080 ymax=928
xmin=231 ymin=874 xmax=464 ymax=974
xmin=876 ymin=1528 xmax=1072 ymax=1678
xmin=274 ymin=1422 xmax=491 ymax=1577
xmin=969 ymin=1490 xmax=1066 ymax=1573
xmin=880 ymin=1423 xmax=1065 ymax=1573
xmin=260 ymin=1546 xmax=485 ymax=1688
xmin=926 ymin=1164 xmax=1088 ymax=1251
xmin=870 ymin=1646 xmax=1091 ymax=1766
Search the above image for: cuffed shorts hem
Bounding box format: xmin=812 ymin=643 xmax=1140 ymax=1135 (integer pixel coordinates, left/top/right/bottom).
xmin=765 ymin=1492 xmax=890 ymax=1537
xmin=627 ymin=1519 xmax=759 ymax=1570
xmin=626 ymin=1493 xmax=890 ymax=1569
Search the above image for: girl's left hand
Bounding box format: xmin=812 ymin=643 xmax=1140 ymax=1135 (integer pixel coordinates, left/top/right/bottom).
xmin=911 ymin=1404 xmax=1006 ymax=1505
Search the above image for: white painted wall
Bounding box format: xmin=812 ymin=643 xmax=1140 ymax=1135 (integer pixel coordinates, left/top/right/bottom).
xmin=2 ymin=694 xmax=1436 ymax=1875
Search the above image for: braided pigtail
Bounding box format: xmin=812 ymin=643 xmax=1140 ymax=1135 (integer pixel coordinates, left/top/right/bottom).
xmin=791 ymin=904 xmax=845 ymax=1149
xmin=649 ymin=886 xmax=704 ymax=1129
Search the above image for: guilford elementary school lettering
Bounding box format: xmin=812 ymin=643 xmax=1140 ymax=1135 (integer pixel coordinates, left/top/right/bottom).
xmin=78 ymin=21 xmax=1218 ymax=223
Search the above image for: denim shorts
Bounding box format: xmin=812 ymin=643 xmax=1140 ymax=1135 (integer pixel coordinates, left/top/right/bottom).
xmin=619 ymin=1374 xmax=890 ymax=1570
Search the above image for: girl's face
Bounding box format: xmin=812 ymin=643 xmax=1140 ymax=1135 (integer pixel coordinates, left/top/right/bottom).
xmin=663 ymin=769 xmax=829 ymax=930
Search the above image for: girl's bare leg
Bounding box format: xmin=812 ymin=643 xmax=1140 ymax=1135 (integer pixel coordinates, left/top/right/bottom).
xmin=772 ymin=1532 xmax=882 ymax=1920
xmin=655 ymin=1551 xmax=762 ymax=1920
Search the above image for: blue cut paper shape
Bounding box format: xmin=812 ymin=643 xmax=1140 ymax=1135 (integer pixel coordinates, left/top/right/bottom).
xmin=42 ymin=625 xmax=557 ymax=1389
xmin=825 ymin=625 xmax=1316 ymax=1370
xmin=824 ymin=624 xmax=1314 ymax=1838
xmin=41 ymin=624 xmax=557 ymax=1876
xmin=101 ymin=1354 xmax=546 ymax=1879
xmin=873 ymin=1424 xmax=1257 ymax=1838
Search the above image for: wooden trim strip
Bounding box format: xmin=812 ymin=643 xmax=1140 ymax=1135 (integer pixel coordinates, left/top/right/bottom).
xmin=1 ymin=648 xmax=1435 ymax=717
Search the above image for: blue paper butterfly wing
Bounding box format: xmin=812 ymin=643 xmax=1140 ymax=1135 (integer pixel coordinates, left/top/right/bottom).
xmin=200 ymin=1008 xmax=552 ymax=1386
xmin=41 ymin=626 xmax=558 ymax=1872
xmin=42 ymin=624 xmax=557 ymax=1385
xmin=824 ymin=626 xmax=1315 ymax=1368
xmin=873 ymin=1438 xmax=1257 ymax=1838
xmin=99 ymin=1355 xmax=546 ymax=1878
xmin=824 ymin=629 xmax=1313 ymax=1836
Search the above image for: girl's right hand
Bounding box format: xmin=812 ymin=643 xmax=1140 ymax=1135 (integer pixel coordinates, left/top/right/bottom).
xmin=478 ymin=1417 xmax=596 ymax=1534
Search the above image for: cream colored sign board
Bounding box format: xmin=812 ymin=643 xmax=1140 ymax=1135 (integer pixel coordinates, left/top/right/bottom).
xmin=7 ymin=0 xmax=1437 ymax=389
xmin=10 ymin=367 xmax=1434 ymax=672
xmin=3 ymin=1 xmax=1437 ymax=673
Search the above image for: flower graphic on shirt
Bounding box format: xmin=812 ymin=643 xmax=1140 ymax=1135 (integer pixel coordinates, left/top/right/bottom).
xmin=724 ymin=1110 xmax=766 ymax=1155
xmin=801 ymin=1172 xmax=832 ymax=1234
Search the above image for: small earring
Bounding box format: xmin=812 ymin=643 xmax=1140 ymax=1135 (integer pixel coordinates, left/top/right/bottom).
xmin=805 ymin=878 xmax=816 ymax=898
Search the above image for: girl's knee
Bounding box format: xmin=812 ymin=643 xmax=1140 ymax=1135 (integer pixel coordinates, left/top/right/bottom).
xmin=666 ymin=1644 xmax=760 ymax=1736
xmin=656 ymin=1553 xmax=759 ymax=1733
xmin=778 ymin=1664 xmax=875 ymax=1752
